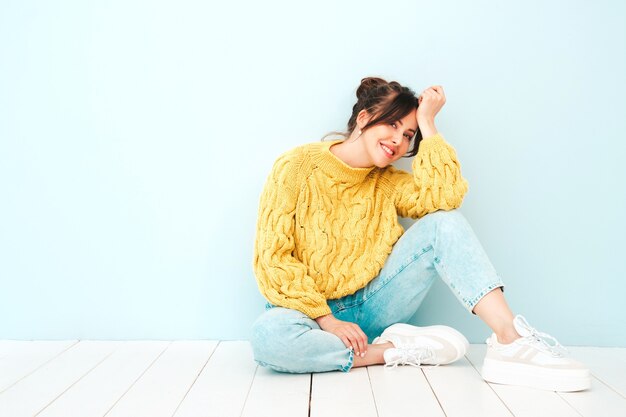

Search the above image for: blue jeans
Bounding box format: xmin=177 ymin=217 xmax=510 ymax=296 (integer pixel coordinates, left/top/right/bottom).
xmin=250 ymin=209 xmax=505 ymax=373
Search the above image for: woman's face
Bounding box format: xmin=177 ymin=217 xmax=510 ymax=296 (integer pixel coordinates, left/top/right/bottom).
xmin=360 ymin=110 xmax=418 ymax=168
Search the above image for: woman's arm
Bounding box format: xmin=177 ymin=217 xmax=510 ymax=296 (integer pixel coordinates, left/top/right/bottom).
xmin=381 ymin=85 xmax=468 ymax=218
xmin=383 ymin=132 xmax=469 ymax=219
xmin=253 ymin=150 xmax=332 ymax=319
xmin=417 ymin=116 xmax=438 ymax=139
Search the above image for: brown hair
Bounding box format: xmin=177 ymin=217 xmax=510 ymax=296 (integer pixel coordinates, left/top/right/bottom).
xmin=323 ymin=77 xmax=422 ymax=158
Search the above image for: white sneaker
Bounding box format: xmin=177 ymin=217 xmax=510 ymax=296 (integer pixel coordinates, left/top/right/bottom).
xmin=372 ymin=323 xmax=469 ymax=366
xmin=382 ymin=347 xmax=439 ymax=369
xmin=481 ymin=315 xmax=591 ymax=392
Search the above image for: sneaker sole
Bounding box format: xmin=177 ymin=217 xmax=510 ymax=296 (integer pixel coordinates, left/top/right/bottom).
xmin=482 ymin=357 xmax=591 ymax=392
xmin=378 ymin=323 xmax=469 ymax=364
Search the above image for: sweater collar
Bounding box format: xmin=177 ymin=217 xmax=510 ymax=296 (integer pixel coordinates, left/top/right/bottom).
xmin=313 ymin=139 xmax=377 ymax=184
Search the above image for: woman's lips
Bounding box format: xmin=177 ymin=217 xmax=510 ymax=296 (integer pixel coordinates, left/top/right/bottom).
xmin=380 ymin=143 xmax=394 ymax=158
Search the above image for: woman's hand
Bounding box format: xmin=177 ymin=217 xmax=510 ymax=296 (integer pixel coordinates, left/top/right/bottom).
xmin=416 ymin=85 xmax=446 ymax=138
xmin=417 ymin=85 xmax=446 ymax=121
xmin=315 ymin=314 xmax=369 ymax=357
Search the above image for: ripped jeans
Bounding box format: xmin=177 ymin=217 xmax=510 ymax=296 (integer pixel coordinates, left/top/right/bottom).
xmin=250 ymin=209 xmax=505 ymax=373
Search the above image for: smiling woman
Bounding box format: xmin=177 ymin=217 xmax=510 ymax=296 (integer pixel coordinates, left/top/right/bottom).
xmin=329 ymin=109 xmax=417 ymax=168
xmin=249 ymin=76 xmax=590 ymax=393
xmin=326 ymin=77 xmax=422 ymax=168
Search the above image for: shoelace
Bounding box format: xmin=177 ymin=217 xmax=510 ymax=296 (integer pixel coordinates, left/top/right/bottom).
xmin=384 ymin=346 xmax=439 ymax=369
xmin=508 ymin=315 xmax=569 ymax=357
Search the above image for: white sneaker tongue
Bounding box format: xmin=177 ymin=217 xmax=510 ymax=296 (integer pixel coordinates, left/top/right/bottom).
xmin=513 ymin=315 xmax=534 ymax=338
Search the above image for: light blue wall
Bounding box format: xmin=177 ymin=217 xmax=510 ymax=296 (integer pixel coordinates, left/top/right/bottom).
xmin=1 ymin=0 xmax=624 ymax=346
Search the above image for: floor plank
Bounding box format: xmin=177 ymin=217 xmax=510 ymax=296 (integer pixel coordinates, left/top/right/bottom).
xmin=36 ymin=341 xmax=169 ymax=417
xmin=558 ymin=381 xmax=626 ymax=417
xmin=0 ymin=341 xmax=119 ymax=417
xmin=422 ymin=356 xmax=513 ymax=417
xmin=568 ymin=347 xmax=626 ymax=398
xmin=173 ymin=341 xmax=257 ymax=417
xmin=367 ymin=365 xmax=445 ymax=417
xmin=240 ymin=366 xmax=310 ymax=417
xmin=0 ymin=340 xmax=78 ymax=393
xmin=104 ymin=341 xmax=217 ymax=417
xmin=466 ymin=345 xmax=581 ymax=417
xmin=310 ymin=367 xmax=377 ymax=417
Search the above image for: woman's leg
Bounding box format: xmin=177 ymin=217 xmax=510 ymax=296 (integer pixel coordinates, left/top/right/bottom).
xmin=251 ymin=209 xmax=519 ymax=372
xmin=472 ymin=287 xmax=521 ymax=343
xmin=350 ymin=287 xmax=524 ymax=368
xmin=344 ymin=209 xmax=510 ymax=343
xmin=350 ymin=342 xmax=392 ymax=367
xmin=250 ymin=306 xmax=354 ymax=373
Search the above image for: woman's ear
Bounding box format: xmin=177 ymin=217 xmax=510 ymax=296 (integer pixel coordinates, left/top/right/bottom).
xmin=356 ymin=109 xmax=372 ymax=129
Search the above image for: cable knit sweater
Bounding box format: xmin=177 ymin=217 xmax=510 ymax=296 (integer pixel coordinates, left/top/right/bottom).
xmin=252 ymin=133 xmax=469 ymax=319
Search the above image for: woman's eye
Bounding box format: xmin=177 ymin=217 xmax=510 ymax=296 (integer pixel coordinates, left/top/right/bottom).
xmin=404 ymin=134 xmax=411 ymax=139
xmin=390 ymin=123 xmax=397 ymax=128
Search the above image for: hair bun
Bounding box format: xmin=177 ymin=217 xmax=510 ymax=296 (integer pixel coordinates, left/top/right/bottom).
xmin=356 ymin=77 xmax=388 ymax=100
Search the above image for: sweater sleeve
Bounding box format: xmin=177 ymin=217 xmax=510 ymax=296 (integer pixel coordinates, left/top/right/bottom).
xmin=252 ymin=150 xmax=332 ymax=319
xmin=386 ymin=133 xmax=469 ymax=219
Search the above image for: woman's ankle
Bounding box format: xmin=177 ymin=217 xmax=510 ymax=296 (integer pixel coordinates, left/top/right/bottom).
xmin=352 ymin=344 xmax=389 ymax=367
xmin=496 ymin=330 xmax=522 ymax=345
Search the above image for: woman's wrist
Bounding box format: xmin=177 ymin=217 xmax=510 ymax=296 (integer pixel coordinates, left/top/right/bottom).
xmin=315 ymin=313 xmax=336 ymax=328
xmin=418 ymin=117 xmax=438 ymax=139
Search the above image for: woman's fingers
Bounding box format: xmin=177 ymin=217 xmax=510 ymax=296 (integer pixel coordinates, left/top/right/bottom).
xmin=347 ymin=325 xmax=368 ymax=357
xmin=356 ymin=328 xmax=368 ymax=357
xmin=339 ymin=329 xmax=357 ymax=352
xmin=340 ymin=335 xmax=352 ymax=350
xmin=422 ymin=86 xmax=445 ymax=99
xmin=346 ymin=328 xmax=364 ymax=356
xmin=431 ymin=85 xmax=444 ymax=94
xmin=325 ymin=320 xmax=370 ymax=356
xmin=430 ymin=86 xmax=446 ymax=102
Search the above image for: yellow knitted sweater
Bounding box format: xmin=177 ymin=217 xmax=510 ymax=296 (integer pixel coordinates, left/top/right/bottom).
xmin=252 ymin=133 xmax=469 ymax=319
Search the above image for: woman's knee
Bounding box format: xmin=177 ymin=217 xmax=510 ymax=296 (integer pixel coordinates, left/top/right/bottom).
xmin=420 ymin=208 xmax=467 ymax=232
xmin=424 ymin=207 xmax=463 ymax=220
xmin=250 ymin=307 xmax=316 ymax=364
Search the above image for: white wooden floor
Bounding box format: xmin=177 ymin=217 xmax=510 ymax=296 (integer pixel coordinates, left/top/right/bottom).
xmin=0 ymin=341 xmax=624 ymax=417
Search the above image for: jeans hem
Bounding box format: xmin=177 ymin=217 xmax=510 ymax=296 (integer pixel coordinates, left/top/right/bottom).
xmin=466 ymin=281 xmax=505 ymax=314
xmin=254 ymin=359 xmax=297 ymax=373
xmin=341 ymin=348 xmax=354 ymax=372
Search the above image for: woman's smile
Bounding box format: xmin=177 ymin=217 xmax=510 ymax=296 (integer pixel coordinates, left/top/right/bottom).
xmin=379 ymin=142 xmax=395 ymax=158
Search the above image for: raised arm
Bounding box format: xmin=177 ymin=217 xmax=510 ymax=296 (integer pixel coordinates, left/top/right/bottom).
xmin=384 ymin=132 xmax=469 ymax=219
xmin=252 ymin=151 xmax=331 ymax=319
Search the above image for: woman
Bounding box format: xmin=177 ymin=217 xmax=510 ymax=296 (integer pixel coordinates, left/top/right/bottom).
xmin=250 ymin=77 xmax=590 ymax=392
